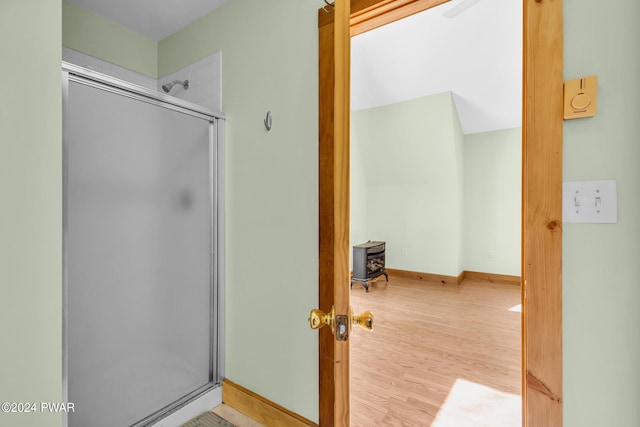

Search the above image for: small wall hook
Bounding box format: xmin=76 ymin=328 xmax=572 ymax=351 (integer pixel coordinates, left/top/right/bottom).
xmin=264 ymin=111 xmax=272 ymax=131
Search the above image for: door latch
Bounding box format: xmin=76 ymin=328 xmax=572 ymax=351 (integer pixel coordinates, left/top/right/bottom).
xmin=335 ymin=314 xmax=349 ymax=341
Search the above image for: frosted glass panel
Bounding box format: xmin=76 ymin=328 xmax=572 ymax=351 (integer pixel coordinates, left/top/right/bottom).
xmin=67 ymin=81 xmax=214 ymax=427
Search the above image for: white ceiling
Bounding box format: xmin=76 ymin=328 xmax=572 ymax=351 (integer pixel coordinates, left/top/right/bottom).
xmin=352 ymin=0 xmax=522 ymax=134
xmin=67 ymin=0 xmax=231 ymax=41
xmin=68 ymin=0 xmax=521 ymax=134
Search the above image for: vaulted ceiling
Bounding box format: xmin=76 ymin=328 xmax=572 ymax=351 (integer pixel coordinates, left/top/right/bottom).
xmin=351 ymin=0 xmax=522 ymax=134
xmin=67 ymin=0 xmax=521 ymax=134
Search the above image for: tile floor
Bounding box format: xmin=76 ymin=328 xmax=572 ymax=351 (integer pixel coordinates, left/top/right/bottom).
xmin=210 ymin=404 xmax=265 ymax=427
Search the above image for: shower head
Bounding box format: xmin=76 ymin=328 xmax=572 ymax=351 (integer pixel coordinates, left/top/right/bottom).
xmin=162 ymin=79 xmax=189 ymax=93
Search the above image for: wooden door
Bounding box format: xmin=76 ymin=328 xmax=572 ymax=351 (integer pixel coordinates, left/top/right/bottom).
xmin=318 ymin=1 xmax=351 ymax=426
xmin=318 ymin=1 xmax=563 ymax=426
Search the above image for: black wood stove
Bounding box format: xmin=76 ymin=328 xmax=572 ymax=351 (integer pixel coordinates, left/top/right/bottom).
xmin=351 ymin=241 xmax=388 ymax=292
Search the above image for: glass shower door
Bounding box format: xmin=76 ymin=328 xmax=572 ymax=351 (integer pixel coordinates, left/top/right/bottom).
xmin=65 ymin=79 xmax=217 ymax=427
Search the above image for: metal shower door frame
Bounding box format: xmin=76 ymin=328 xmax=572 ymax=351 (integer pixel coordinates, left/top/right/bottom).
xmin=61 ymin=62 xmax=226 ymax=427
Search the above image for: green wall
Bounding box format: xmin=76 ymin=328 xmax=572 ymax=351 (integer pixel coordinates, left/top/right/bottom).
xmin=62 ymin=0 xmax=158 ymax=78
xmin=0 ymin=1 xmax=62 ymax=427
xmin=159 ymin=1 xmax=320 ymax=422
xmin=563 ymin=0 xmax=640 ymax=425
xmin=351 ymin=95 xmax=520 ymax=278
xmin=351 ymin=93 xmax=465 ymax=276
xmin=464 ymin=128 xmax=521 ymax=276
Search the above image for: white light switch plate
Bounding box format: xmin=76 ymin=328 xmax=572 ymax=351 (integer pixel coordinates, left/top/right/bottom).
xmin=563 ymin=180 xmax=617 ymax=223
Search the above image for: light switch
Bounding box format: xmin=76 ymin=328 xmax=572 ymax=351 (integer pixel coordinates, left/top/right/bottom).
xmin=564 ymin=75 xmax=597 ymax=119
xmin=563 ymin=180 xmax=617 ymax=223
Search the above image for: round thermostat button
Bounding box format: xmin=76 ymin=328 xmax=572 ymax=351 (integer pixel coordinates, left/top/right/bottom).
xmin=571 ymin=93 xmax=591 ymax=110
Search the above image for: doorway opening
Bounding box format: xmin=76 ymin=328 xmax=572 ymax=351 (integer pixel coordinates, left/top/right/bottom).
xmin=349 ymin=2 xmax=522 ymax=424
xmin=317 ymin=0 xmax=563 ymax=425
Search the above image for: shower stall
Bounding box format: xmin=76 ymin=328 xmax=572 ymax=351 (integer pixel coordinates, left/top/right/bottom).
xmin=61 ymin=63 xmax=225 ymax=427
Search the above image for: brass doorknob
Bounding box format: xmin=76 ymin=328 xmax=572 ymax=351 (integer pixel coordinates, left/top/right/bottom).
xmin=309 ymin=306 xmax=373 ymax=338
xmin=351 ymin=309 xmax=374 ymax=332
xmin=308 ymin=306 xmax=335 ymax=333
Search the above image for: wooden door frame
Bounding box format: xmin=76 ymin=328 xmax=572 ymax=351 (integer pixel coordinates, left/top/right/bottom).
xmin=318 ymin=1 xmax=563 ymax=426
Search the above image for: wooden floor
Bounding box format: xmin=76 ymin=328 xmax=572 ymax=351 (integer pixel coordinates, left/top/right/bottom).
xmin=350 ymin=275 xmax=521 ymax=427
